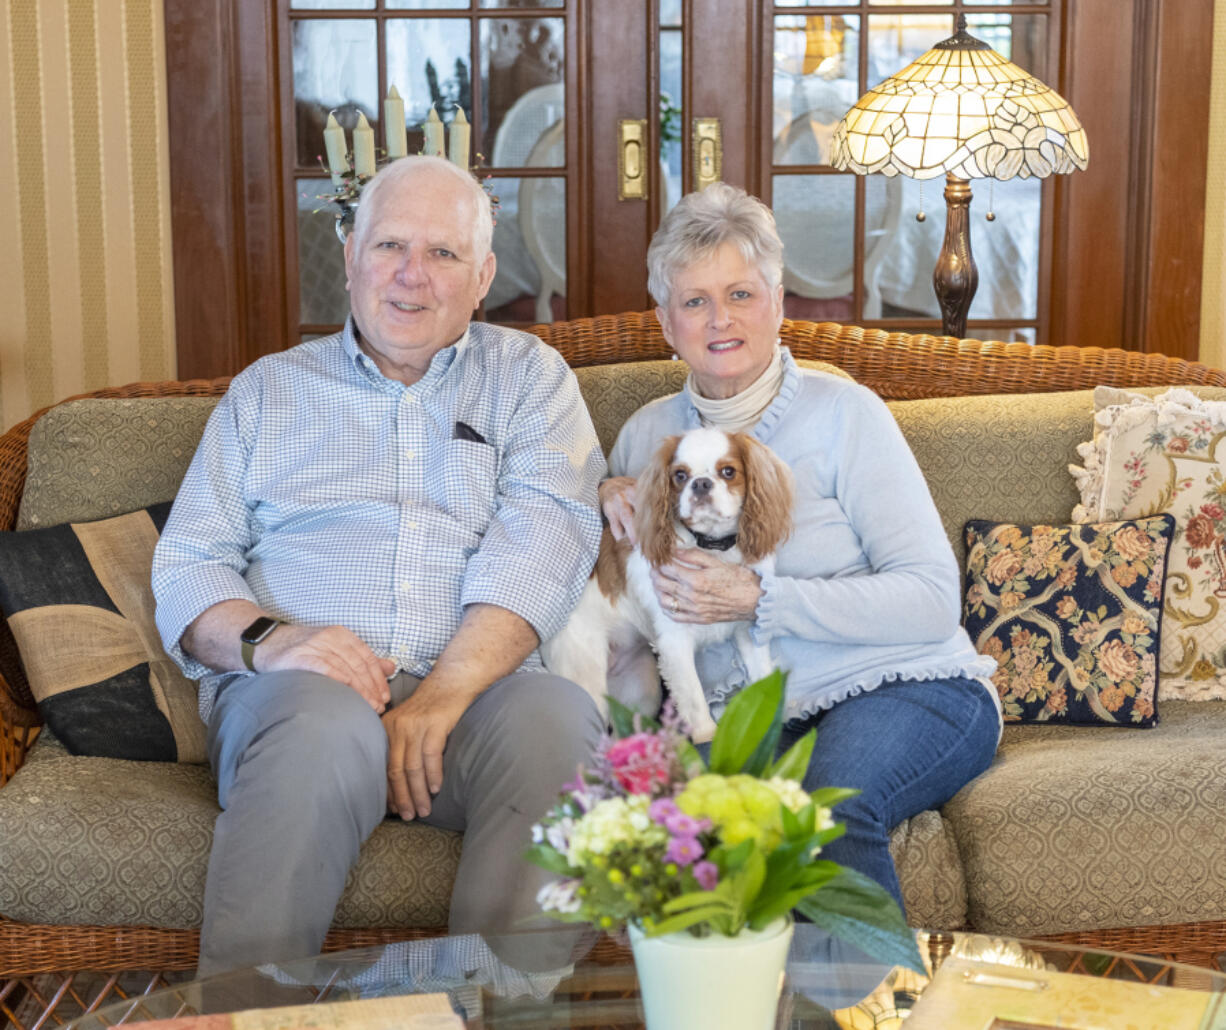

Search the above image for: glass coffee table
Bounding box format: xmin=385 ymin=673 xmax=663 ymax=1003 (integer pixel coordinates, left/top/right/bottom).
xmin=67 ymin=926 xmax=1226 ymax=1029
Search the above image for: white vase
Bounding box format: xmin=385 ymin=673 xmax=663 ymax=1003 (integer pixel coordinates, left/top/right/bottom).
xmin=628 ymin=917 xmax=794 ymax=1030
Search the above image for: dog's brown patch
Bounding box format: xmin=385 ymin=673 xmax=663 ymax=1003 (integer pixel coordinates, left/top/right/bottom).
xmin=595 ymin=528 xmax=631 ymax=602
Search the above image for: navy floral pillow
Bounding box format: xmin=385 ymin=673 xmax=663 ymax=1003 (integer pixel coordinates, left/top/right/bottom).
xmin=963 ymin=516 xmax=1175 ymax=727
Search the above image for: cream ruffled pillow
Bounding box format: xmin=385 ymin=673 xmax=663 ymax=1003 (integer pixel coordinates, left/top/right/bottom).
xmin=1070 ymin=386 xmax=1226 ymax=701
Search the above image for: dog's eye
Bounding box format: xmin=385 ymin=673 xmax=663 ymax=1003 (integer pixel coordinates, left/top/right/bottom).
xmin=719 ymin=466 xmax=736 ymax=480
xmin=672 ymin=469 xmax=688 ymax=486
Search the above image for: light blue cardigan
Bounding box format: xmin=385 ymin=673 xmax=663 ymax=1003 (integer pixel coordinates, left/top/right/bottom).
xmin=608 ymin=349 xmax=997 ymax=722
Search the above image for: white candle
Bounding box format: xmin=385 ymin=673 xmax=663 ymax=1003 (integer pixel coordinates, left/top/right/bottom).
xmin=323 ymin=112 xmax=349 ymax=187
xmin=384 ymin=85 xmax=407 ymax=159
xmin=423 ymin=105 xmax=445 ymax=157
xmin=353 ymin=111 xmax=376 ymax=177
xmin=448 ymin=106 xmax=471 ymax=168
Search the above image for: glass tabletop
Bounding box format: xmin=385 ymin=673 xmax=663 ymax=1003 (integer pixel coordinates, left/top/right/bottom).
xmin=68 ymin=926 xmax=1226 ymax=1029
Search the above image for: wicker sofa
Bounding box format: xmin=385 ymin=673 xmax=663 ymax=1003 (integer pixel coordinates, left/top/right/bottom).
xmin=4 ymin=312 xmax=1226 ymax=1017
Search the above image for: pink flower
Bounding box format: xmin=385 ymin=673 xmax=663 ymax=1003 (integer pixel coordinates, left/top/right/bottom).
xmin=1203 ymin=503 xmax=1226 ymax=521
xmin=666 ymin=836 xmax=704 ymax=866
xmin=1185 ymin=514 xmax=1218 ymax=549
xmin=1168 ymin=436 xmax=1190 ymax=453
xmin=664 ymin=812 xmax=708 ymax=837
xmin=693 ymin=861 xmax=719 ymax=890
xmin=605 ymin=732 xmax=672 ymax=795
xmin=648 ymin=798 xmax=680 ymax=824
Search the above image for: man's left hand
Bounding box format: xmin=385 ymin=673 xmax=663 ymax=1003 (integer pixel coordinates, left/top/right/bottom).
xmin=651 ymin=548 xmax=763 ymax=624
xmin=382 ymin=680 xmax=472 ymax=820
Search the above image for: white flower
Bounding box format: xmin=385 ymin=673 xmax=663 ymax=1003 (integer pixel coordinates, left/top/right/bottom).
xmin=567 ymin=796 xmax=665 ymax=863
xmin=545 ymin=817 xmax=574 ymax=853
xmin=536 ymin=880 xmax=581 ymax=914
xmin=531 ymin=824 xmax=545 ymax=844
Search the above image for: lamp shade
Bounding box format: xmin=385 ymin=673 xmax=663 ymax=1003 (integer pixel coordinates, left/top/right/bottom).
xmin=831 ymin=18 xmax=1087 ymax=181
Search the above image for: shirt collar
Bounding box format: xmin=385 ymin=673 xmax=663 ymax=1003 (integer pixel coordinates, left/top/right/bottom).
xmin=342 ymin=315 xmax=471 ymax=392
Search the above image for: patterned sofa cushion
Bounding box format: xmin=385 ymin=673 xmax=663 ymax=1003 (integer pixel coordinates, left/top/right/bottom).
xmin=944 ymin=700 xmax=1226 ymax=937
xmin=888 ymin=387 xmax=1226 ymax=569
xmin=0 ymin=735 xmax=963 ymax=930
xmin=0 ymin=736 xmax=461 ymax=930
xmin=19 ymin=398 xmax=219 ymax=530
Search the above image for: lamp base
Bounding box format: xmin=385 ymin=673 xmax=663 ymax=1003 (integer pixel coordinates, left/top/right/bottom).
xmin=933 ymin=174 xmax=978 ymax=339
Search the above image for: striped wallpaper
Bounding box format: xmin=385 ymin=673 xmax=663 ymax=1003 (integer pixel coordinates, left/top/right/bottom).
xmin=1201 ymin=0 xmax=1226 ymax=372
xmin=0 ymin=0 xmax=175 ymax=432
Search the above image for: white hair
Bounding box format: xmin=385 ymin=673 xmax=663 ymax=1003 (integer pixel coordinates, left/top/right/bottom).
xmin=352 ymin=155 xmax=493 ymax=257
xmin=647 ymin=183 xmax=784 ymax=307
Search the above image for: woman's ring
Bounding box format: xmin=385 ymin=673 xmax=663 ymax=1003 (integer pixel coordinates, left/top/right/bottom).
xmin=671 ymin=596 xmax=679 ymax=614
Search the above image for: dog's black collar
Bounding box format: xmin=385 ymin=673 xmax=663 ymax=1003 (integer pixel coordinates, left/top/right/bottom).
xmin=692 ymin=531 xmax=738 ymax=552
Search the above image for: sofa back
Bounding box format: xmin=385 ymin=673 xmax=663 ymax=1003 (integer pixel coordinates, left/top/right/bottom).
xmin=18 ymin=366 xmax=1226 ymax=568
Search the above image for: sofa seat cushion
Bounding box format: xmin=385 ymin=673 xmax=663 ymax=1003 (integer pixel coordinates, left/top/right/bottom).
xmin=0 ymin=737 xmax=960 ymax=932
xmin=944 ymin=701 xmax=1226 ymax=936
xmin=0 ymin=737 xmax=461 ymax=930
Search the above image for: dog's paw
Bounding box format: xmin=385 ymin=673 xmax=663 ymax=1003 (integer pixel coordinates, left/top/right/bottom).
xmin=685 ymin=710 xmax=719 ymax=745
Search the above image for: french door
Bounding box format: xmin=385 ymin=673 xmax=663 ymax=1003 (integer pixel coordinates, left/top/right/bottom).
xmin=164 ymin=0 xmax=1211 ymax=378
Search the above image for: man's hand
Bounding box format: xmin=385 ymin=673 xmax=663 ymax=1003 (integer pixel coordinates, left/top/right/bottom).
xmin=180 ymin=599 xmax=394 ymax=712
xmin=381 ymin=603 xmax=540 ymax=820
xmin=256 ymin=624 xmax=394 ymax=713
xmin=599 ymin=476 xmax=638 ymax=543
xmin=381 ymin=681 xmax=471 ymax=819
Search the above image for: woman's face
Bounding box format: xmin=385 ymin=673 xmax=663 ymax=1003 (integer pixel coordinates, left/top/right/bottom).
xmin=655 ymin=242 xmax=784 ymax=399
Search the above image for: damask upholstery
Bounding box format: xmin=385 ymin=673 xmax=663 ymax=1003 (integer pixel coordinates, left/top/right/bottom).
xmin=0 ymin=734 xmax=960 ymax=930
xmin=948 ymin=701 xmax=1226 ymax=936
xmin=18 ymin=398 xmax=217 ymax=530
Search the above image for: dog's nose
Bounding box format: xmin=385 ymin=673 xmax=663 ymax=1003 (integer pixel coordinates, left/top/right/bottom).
xmin=690 ymin=477 xmax=713 ymax=497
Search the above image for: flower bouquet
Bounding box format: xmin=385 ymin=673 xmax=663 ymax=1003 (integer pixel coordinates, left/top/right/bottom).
xmin=527 ymin=670 xmax=923 ymax=1027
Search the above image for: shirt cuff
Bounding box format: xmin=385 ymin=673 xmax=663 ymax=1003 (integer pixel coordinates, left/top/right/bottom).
xmin=751 ymin=567 xmax=785 ymax=647
xmin=154 ymin=565 xmax=258 ymax=680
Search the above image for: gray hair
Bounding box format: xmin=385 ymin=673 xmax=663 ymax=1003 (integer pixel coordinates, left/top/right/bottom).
xmin=647 ymin=183 xmax=784 ymax=307
xmin=352 ymin=155 xmax=493 ymax=257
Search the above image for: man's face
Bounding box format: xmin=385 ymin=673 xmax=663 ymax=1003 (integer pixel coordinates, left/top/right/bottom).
xmin=344 ymin=168 xmax=496 ymax=383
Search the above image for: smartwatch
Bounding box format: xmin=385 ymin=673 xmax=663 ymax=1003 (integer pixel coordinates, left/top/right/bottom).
xmin=240 ymin=616 xmax=283 ymax=672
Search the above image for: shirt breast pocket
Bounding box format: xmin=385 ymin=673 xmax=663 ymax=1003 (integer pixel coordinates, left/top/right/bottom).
xmin=440 ymin=439 xmax=499 ymax=535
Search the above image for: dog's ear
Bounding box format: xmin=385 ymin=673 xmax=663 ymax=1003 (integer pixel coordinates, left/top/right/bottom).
xmin=736 ymin=434 xmax=795 ymax=563
xmin=634 ymin=435 xmax=681 ymax=567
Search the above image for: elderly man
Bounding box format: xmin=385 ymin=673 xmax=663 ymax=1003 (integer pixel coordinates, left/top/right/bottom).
xmin=153 ymin=156 xmax=606 ymax=976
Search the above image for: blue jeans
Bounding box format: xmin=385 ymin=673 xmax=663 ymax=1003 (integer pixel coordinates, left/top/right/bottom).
xmin=779 ymin=676 xmax=1000 ymax=913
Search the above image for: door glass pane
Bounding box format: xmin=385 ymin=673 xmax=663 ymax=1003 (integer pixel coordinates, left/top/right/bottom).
xmin=967 ymin=13 xmax=1049 ymax=80
xmin=776 ymin=0 xmax=852 ymax=6
xmin=660 ymin=0 xmax=683 ymax=212
xmin=876 ymin=177 xmax=1041 ymax=321
xmin=296 ymin=178 xmax=351 ymax=325
xmin=292 ymin=19 xmax=378 ymax=168
xmin=866 ymin=13 xmax=954 ymax=88
xmin=481 ymin=17 xmax=565 ymax=167
xmin=386 ymin=18 xmax=473 ymax=154
xmin=481 ymin=0 xmax=563 ymax=7
xmin=773 ymin=174 xmax=856 ymax=321
xmin=486 ymin=175 xmax=566 ymax=323
xmin=292 ymin=0 xmax=374 ymax=8
xmin=868 ymin=0 xmax=951 ymax=4
xmin=773 ymin=15 xmax=860 ymax=167
xmin=387 ymin=0 xmax=469 ymax=9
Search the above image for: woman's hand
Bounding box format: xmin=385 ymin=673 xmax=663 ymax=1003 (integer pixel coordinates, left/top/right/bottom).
xmin=651 ymin=549 xmax=764 ymax=623
xmin=599 ymin=476 xmax=638 ymax=542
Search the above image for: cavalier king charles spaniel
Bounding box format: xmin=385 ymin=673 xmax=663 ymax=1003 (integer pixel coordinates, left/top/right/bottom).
xmin=542 ymin=427 xmax=793 ymax=742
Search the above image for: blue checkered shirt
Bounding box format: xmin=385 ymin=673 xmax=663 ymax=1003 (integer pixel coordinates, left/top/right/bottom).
xmin=152 ymin=318 xmax=606 ymax=720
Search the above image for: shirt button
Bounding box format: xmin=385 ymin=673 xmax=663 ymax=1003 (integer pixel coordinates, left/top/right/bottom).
xmin=400 ymin=580 xmax=412 ymax=594
xmin=405 ymin=450 xmax=415 ymax=461
xmin=408 ymin=521 xmax=418 ymax=530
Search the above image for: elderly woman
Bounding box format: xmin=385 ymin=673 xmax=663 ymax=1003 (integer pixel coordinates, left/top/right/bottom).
xmin=602 ymin=182 xmax=1001 ymax=909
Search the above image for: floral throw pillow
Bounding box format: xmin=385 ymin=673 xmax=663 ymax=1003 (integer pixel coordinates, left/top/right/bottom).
xmin=1070 ymin=387 xmax=1226 ymax=701
xmin=963 ymin=517 xmax=1175 ymax=726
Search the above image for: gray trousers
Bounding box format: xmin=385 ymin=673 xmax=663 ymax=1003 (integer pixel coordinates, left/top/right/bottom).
xmin=198 ymin=668 xmax=604 ymax=977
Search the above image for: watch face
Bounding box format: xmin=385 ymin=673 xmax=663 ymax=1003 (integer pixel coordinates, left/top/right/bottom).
xmin=241 ymin=616 xmax=280 ymax=645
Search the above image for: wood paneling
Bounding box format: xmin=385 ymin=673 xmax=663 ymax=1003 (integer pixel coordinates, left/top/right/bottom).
xmin=585 ymin=0 xmax=653 ymax=315
xmin=164 ymin=0 xmax=285 ymax=380
xmin=1053 ymin=0 xmax=1213 ymax=358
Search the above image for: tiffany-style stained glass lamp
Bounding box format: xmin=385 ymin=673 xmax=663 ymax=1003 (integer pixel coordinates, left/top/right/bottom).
xmin=831 ymin=15 xmax=1088 ymax=338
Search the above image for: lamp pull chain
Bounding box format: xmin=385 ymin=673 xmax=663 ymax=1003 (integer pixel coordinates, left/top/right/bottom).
xmin=986 ymin=179 xmax=997 ymax=223
xmin=916 ymin=179 xmax=926 ymax=223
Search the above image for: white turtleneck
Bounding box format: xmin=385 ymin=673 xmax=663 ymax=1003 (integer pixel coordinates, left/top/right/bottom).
xmin=685 ymin=342 xmax=785 ymax=433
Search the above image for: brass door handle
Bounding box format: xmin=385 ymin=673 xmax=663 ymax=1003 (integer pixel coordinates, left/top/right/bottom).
xmin=692 ymin=117 xmax=722 ymax=190
xmin=618 ymin=119 xmax=648 ymax=200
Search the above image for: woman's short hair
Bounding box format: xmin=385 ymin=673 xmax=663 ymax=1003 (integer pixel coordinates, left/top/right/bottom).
xmin=647 ymin=182 xmax=784 ymax=306
xmin=352 ymin=155 xmax=494 ymax=257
